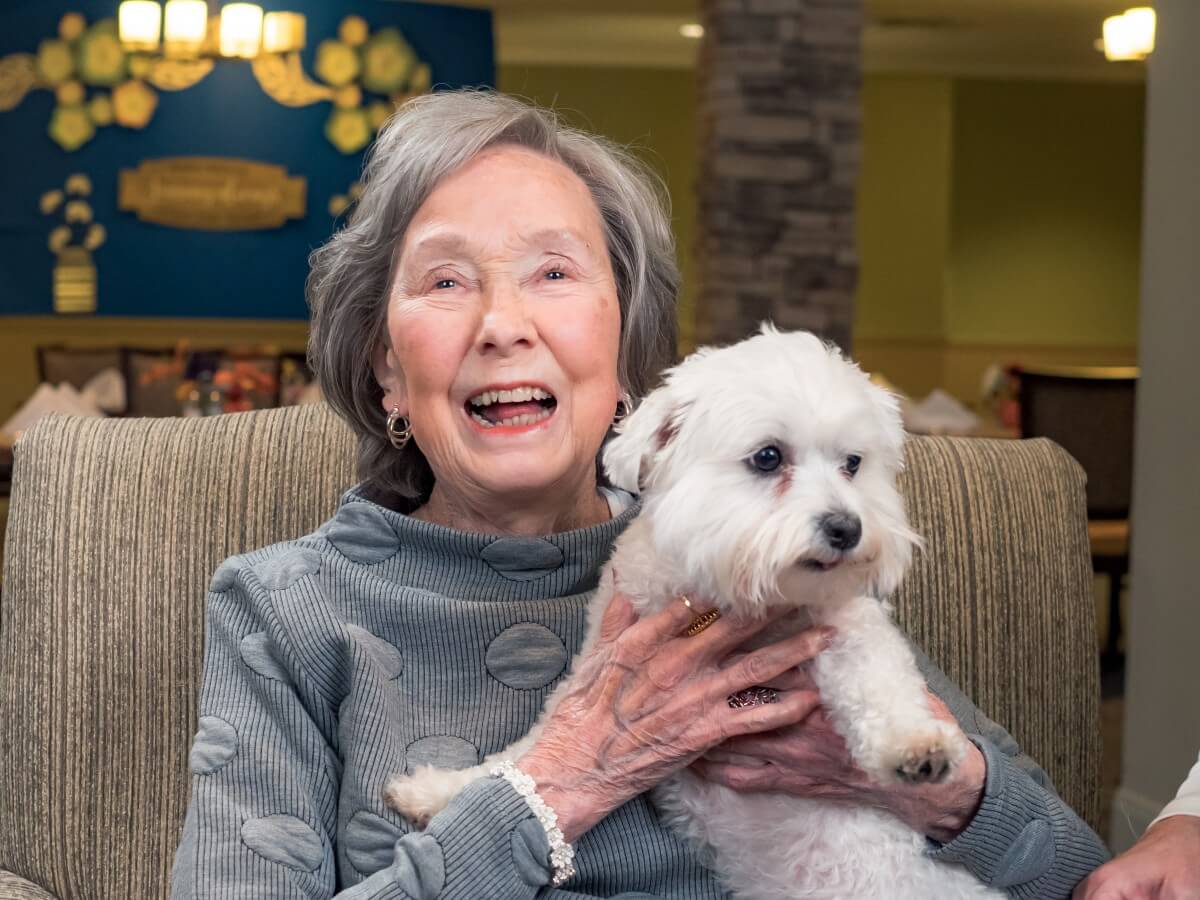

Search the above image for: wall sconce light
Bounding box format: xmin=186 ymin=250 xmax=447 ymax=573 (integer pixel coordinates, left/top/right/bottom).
xmin=118 ymin=1 xmax=306 ymax=59
xmin=118 ymin=0 xmax=163 ymax=52
xmin=262 ymin=11 xmax=306 ymax=55
xmin=218 ymin=3 xmax=263 ymax=59
xmin=163 ymin=0 xmax=208 ymax=58
xmin=1100 ymin=7 xmax=1156 ymax=61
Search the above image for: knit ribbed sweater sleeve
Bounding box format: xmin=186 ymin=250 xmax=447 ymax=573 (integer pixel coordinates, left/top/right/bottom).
xmin=914 ymin=646 xmax=1110 ymax=899
xmin=169 ymin=562 xmax=558 ymax=900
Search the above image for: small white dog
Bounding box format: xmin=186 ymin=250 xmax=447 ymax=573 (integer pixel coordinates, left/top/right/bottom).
xmin=385 ymin=326 xmax=1002 ymax=899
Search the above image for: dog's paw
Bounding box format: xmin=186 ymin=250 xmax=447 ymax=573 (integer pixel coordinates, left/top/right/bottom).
xmin=886 ymin=721 xmax=967 ymax=785
xmin=382 ymin=767 xmax=454 ymax=829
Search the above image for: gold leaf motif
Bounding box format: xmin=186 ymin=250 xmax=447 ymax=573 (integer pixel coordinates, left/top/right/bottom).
xmin=367 ymin=100 xmax=391 ymax=130
xmin=65 ymin=173 xmax=92 ymax=195
xmin=40 ymin=189 xmax=64 ymax=214
xmin=251 ymin=52 xmax=334 ymax=108
xmin=325 ymin=108 xmax=371 ymax=154
xmin=339 ymin=16 xmax=369 ymax=48
xmin=146 ymin=58 xmax=214 ymax=92
xmin=112 ymin=79 xmax=158 ymax=128
xmin=360 ymin=28 xmax=415 ymax=96
xmin=84 ymin=223 xmax=107 ymax=251
xmin=333 ymin=84 xmax=362 ymax=109
xmin=65 ymin=200 xmax=93 ymax=224
xmin=56 ymin=79 xmax=85 ymax=105
xmin=0 ymin=54 xmax=37 ymax=112
xmin=315 ymin=40 xmax=360 ymax=87
xmin=78 ymin=21 xmax=127 ymax=87
xmin=36 ymin=39 xmax=76 ymax=86
xmin=49 ymin=225 xmax=71 ymax=253
xmin=88 ymin=93 xmax=114 ymax=126
xmin=49 ymin=104 xmax=95 ymax=151
xmin=59 ymin=13 xmax=87 ymax=42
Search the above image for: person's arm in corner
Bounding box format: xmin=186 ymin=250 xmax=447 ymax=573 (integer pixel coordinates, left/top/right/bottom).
xmin=170 ymin=559 xmax=567 ymax=900
xmin=914 ymin=646 xmax=1111 ymax=899
xmin=1072 ymin=751 xmax=1200 ymax=899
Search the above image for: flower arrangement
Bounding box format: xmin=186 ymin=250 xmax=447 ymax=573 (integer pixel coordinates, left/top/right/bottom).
xmin=138 ymin=342 xmax=280 ymax=415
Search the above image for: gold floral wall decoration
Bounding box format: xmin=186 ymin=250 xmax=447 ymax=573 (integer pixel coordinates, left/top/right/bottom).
xmin=1 ymin=12 xmax=430 ymax=155
xmin=328 ymin=180 xmax=364 ymax=218
xmin=254 ymin=15 xmax=430 ymax=154
xmin=0 ymin=13 xmax=211 ymax=151
xmin=42 ymin=173 xmax=107 ymax=313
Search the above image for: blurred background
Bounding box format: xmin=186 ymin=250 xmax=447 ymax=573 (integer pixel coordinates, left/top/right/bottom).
xmin=0 ymin=0 xmax=1194 ymax=859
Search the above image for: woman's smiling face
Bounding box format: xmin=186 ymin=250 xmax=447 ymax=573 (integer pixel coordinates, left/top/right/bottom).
xmin=376 ymin=144 xmax=622 ymax=508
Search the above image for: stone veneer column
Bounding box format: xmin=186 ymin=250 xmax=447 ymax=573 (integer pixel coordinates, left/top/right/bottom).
xmin=695 ymin=0 xmax=864 ymax=350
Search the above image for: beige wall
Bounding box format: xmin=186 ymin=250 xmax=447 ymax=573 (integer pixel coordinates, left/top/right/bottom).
xmin=1113 ymin=0 xmax=1200 ymax=851
xmin=948 ymin=79 xmax=1145 ymax=347
xmin=856 ymin=75 xmax=952 ymax=344
xmin=855 ymin=74 xmax=1145 ymax=403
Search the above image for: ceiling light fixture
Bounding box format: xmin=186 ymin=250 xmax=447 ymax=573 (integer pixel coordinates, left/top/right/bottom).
xmin=679 ymin=23 xmax=704 ymax=39
xmin=117 ymin=1 xmax=306 ymax=60
xmin=1099 ymin=6 xmax=1156 ymax=61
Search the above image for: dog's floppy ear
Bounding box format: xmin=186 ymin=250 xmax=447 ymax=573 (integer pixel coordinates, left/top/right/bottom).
xmin=602 ymin=386 xmax=686 ymax=494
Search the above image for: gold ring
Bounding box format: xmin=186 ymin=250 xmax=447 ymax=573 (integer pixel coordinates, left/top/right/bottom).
xmin=684 ymin=609 xmax=721 ymax=637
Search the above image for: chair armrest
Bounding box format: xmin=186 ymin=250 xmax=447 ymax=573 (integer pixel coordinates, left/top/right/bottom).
xmin=0 ymin=871 xmax=60 ymax=899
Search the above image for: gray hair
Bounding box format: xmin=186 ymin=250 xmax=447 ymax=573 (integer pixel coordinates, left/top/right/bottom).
xmin=307 ymin=89 xmax=680 ymax=500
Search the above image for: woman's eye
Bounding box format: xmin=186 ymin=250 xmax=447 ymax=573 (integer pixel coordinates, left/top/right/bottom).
xmin=434 ymin=278 xmax=457 ymax=290
xmin=843 ymin=454 xmax=862 ymax=478
xmin=749 ymin=445 xmax=783 ymax=473
xmin=544 ymin=270 xmax=566 ymax=281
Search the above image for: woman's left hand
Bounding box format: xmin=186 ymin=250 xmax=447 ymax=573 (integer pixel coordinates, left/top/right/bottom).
xmin=690 ymin=672 xmax=986 ymax=844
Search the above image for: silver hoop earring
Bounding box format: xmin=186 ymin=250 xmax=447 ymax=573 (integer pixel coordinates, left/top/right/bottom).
xmin=385 ymin=406 xmax=412 ymax=450
xmin=613 ymin=392 xmax=634 ymax=424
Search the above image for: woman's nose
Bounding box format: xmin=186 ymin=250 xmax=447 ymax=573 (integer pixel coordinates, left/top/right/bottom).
xmin=476 ymin=280 xmax=536 ymax=356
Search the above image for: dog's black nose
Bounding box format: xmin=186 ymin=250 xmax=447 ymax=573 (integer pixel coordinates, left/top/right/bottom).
xmin=820 ymin=512 xmax=862 ymax=551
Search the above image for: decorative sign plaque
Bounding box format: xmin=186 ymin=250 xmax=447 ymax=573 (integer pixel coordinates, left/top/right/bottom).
xmin=118 ymin=157 xmax=306 ymax=230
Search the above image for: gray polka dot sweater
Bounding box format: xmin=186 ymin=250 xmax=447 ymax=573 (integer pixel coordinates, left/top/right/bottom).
xmin=170 ymin=488 xmax=1108 ymax=899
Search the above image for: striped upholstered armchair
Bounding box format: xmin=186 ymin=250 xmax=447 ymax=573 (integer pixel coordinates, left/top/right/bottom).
xmin=0 ymin=405 xmax=1101 ymax=899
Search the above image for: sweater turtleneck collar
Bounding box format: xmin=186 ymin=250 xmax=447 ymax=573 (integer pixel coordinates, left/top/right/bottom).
xmin=321 ymin=485 xmax=640 ymax=602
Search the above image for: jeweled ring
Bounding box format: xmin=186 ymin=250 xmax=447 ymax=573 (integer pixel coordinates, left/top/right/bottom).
xmin=684 ymin=608 xmax=721 ymax=637
xmin=728 ymin=686 xmax=781 ymax=709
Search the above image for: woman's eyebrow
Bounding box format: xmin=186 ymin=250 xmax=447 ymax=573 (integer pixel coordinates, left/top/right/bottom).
xmin=404 ymin=232 xmax=474 ymax=262
xmin=523 ymin=228 xmax=593 ymax=253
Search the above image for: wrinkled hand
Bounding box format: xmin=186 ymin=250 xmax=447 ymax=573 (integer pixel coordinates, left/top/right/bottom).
xmin=518 ymin=590 xmax=831 ymax=842
xmin=691 ymin=675 xmax=986 ymax=843
xmin=1074 ymin=815 xmax=1200 ymax=899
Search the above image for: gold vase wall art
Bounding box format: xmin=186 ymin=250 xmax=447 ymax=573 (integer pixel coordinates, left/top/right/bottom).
xmin=42 ymin=174 xmax=106 ymax=314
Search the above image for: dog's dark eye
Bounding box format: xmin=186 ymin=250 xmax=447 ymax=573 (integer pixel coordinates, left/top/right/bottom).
xmin=750 ymin=446 xmax=783 ymax=473
xmin=843 ymin=454 xmax=862 ymax=478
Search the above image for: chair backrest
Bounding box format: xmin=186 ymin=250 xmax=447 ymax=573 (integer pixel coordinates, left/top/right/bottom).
xmin=0 ymin=408 xmax=1101 ymax=899
xmin=36 ymin=345 xmax=124 ymax=394
xmin=1018 ymin=366 xmax=1138 ymax=519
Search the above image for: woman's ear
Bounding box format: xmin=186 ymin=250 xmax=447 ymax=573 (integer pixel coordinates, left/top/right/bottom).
xmin=373 ymin=341 xmax=407 ymax=413
xmin=602 ymin=386 xmax=686 ymax=494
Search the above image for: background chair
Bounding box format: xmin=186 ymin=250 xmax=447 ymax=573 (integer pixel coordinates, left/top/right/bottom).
xmin=1018 ymin=366 xmax=1138 ymax=672
xmin=0 ymin=407 xmax=1102 ymax=899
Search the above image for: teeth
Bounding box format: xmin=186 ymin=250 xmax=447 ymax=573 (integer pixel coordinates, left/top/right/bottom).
xmin=468 ymin=386 xmax=553 ymax=407
xmin=470 ymin=407 xmax=554 ymax=428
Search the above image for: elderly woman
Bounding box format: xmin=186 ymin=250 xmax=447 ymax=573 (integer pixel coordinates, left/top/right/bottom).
xmin=171 ymin=91 xmax=1107 ymax=899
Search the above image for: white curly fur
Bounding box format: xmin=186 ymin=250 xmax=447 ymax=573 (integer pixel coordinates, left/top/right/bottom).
xmin=384 ymin=326 xmax=1003 ymax=898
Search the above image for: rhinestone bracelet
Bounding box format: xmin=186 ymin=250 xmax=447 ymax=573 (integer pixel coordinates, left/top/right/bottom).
xmin=490 ymin=760 xmax=577 ymax=887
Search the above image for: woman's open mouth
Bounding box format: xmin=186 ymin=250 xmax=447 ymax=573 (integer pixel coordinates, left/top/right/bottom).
xmin=465 ymin=385 xmax=557 ymax=429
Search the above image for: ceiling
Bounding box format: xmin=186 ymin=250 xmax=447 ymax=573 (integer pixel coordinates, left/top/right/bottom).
xmin=416 ymin=0 xmax=1149 ymax=80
